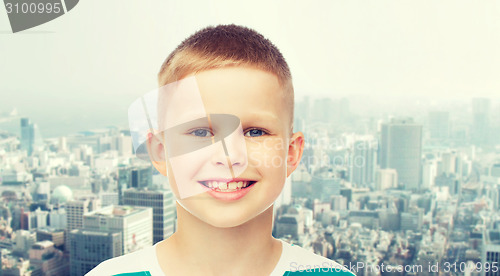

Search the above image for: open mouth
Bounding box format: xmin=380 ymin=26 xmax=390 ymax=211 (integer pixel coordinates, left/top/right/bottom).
xmin=199 ymin=180 xmax=256 ymax=192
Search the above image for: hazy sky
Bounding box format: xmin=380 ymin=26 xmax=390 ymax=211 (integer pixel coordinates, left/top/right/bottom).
xmin=1 ymin=0 xmax=499 ymax=137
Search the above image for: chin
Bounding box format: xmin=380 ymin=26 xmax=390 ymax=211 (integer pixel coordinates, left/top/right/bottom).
xmin=200 ymin=211 xmax=256 ymax=228
xmin=204 ymin=204 xmax=275 ymax=229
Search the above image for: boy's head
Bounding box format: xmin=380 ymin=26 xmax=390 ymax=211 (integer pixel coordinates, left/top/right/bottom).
xmin=137 ymin=24 xmax=304 ymax=228
xmin=157 ymin=24 xmax=294 ymax=131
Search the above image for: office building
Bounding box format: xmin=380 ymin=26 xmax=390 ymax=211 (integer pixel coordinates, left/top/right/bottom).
xmin=29 ymin=240 xmax=69 ymax=276
xmin=376 ymin=169 xmax=398 ymax=190
xmin=20 ymin=118 xmax=35 ymax=155
xmin=380 ymin=118 xmax=422 ymax=191
xmin=440 ymin=150 xmax=458 ymax=175
xmin=435 ymin=173 xmax=460 ymax=195
xmin=83 ymin=205 xmax=153 ymax=254
xmin=36 ymin=228 xmax=65 ymax=249
xmin=100 ymin=192 xmax=119 ymax=207
xmin=400 ymin=208 xmax=423 ymax=231
xmin=65 ymin=198 xmax=101 ymax=252
xmin=49 ymin=208 xmax=67 ymax=229
xmin=123 ymin=188 xmax=176 ymax=244
xmin=312 ymin=97 xmax=334 ymax=123
xmin=350 ymin=138 xmax=377 ymax=188
xmin=491 ymin=163 xmax=500 ymax=178
xmin=331 ymin=195 xmax=348 ymax=211
xmin=422 ymin=159 xmax=437 ymax=190
xmin=33 ymin=207 xmax=49 ymax=229
xmin=118 ymin=165 xmax=153 ymax=203
xmin=275 ymin=214 xmax=304 ymax=239
xmin=348 ymin=210 xmax=379 ymax=229
xmin=12 ymin=230 xmax=36 ymax=256
xmin=295 ymin=96 xmax=311 ymax=123
xmin=472 ymin=98 xmax=491 ymax=147
xmin=428 ymin=111 xmax=450 ymax=140
xmin=481 ymin=230 xmax=500 ymax=276
xmin=311 ymin=177 xmax=341 ymax=201
xmin=69 ymin=229 xmax=122 ymax=276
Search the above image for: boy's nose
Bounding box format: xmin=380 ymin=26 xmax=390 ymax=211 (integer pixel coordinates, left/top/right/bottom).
xmin=211 ymin=142 xmax=247 ymax=168
xmin=210 ymin=116 xmax=247 ymax=176
xmin=211 ymin=144 xmax=247 ymax=179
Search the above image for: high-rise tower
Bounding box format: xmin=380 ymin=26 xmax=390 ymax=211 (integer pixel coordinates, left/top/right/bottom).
xmin=123 ymin=188 xmax=176 ymax=244
xmin=380 ymin=118 xmax=422 ymax=191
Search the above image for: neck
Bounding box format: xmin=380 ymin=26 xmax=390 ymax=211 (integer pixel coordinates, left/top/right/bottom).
xmin=175 ymin=201 xmax=275 ymax=255
xmin=158 ymin=202 xmax=281 ymax=275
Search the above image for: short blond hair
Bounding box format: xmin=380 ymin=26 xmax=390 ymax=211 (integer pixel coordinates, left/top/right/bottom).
xmin=157 ymin=24 xmax=294 ymax=130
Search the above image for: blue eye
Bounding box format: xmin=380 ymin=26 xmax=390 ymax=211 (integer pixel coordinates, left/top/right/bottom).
xmin=245 ymin=129 xmax=267 ymax=137
xmin=189 ymin=129 xmax=213 ymax=137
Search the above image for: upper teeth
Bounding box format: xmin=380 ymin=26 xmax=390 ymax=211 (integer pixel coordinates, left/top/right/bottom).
xmin=204 ymin=181 xmax=251 ymax=190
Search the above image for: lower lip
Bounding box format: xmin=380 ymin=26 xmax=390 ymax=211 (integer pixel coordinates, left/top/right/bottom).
xmin=200 ymin=183 xmax=255 ymax=201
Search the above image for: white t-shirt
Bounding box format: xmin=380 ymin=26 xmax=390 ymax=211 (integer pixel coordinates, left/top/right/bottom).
xmin=86 ymin=240 xmax=355 ymax=275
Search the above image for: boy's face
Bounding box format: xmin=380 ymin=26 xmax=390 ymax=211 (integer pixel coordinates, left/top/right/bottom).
xmin=148 ymin=67 xmax=304 ymax=228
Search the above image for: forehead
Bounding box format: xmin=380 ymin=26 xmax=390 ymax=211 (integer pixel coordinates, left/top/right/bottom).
xmin=161 ymin=67 xmax=289 ymax=128
xmin=196 ymin=67 xmax=284 ymax=111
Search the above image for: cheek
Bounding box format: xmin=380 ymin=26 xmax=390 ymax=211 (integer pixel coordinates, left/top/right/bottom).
xmin=166 ymin=147 xmax=213 ymax=200
xmin=247 ymin=139 xmax=288 ymax=175
xmin=166 ymin=162 xmax=180 ymax=198
xmin=168 ymin=142 xmax=220 ymax=179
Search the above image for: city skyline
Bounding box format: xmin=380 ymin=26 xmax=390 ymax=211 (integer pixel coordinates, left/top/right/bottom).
xmin=1 ymin=95 xmax=500 ymax=274
xmin=2 ymin=0 xmax=500 ymax=139
xmin=1 ymin=1 xmax=500 ymax=274
xmin=1 ymin=95 xmax=500 ymax=139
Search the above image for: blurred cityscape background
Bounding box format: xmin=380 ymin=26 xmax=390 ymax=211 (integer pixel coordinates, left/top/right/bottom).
xmin=0 ymin=95 xmax=499 ymax=275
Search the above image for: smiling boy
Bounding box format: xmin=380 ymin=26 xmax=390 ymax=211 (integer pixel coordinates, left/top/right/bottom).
xmin=87 ymin=25 xmax=354 ymax=276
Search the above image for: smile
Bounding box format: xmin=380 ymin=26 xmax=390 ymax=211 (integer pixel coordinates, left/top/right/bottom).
xmin=199 ymin=180 xmax=256 ymax=192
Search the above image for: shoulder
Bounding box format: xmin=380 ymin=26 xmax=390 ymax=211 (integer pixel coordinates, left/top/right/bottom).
xmin=85 ymin=245 xmax=161 ymax=276
xmin=272 ymin=240 xmax=356 ymax=275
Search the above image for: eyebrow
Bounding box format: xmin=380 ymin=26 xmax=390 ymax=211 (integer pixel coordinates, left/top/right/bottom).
xmin=164 ymin=110 xmax=281 ymax=131
xmin=163 ymin=109 xmax=207 ymax=129
xmin=245 ymin=111 xmax=278 ymax=120
xmin=240 ymin=111 xmax=279 ymax=122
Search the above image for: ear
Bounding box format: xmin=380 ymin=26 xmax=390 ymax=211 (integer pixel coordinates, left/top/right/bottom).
xmin=146 ymin=130 xmax=168 ymax=176
xmin=286 ymin=131 xmax=305 ymax=177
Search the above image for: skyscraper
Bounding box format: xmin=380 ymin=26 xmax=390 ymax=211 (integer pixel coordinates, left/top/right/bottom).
xmin=295 ymin=96 xmax=311 ymax=125
xmin=421 ymin=159 xmax=437 ymax=190
xmin=472 ymin=98 xmax=491 ymax=147
xmin=481 ymin=230 xmax=500 ymax=276
xmin=20 ymin=118 xmax=35 ymax=155
xmin=65 ymin=198 xmax=101 ymax=252
xmin=123 ymin=188 xmax=176 ymax=244
xmin=118 ymin=165 xmax=153 ymax=203
xmin=380 ymin=118 xmax=422 ymax=191
xmin=350 ymin=138 xmax=377 ymax=188
xmin=312 ymin=97 xmax=333 ymax=123
xmin=428 ymin=111 xmax=450 ymax=140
